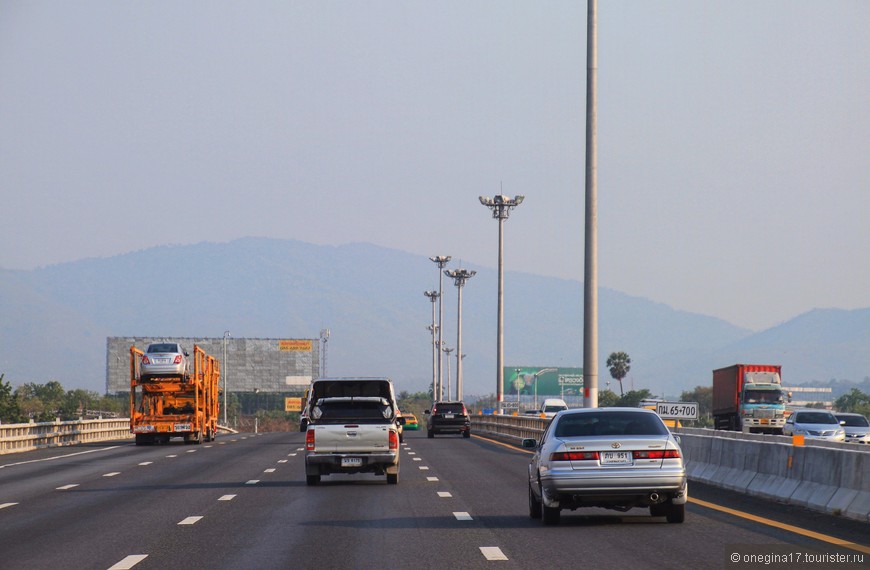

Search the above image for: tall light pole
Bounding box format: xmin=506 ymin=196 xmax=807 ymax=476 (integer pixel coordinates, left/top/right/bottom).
xmin=319 ymin=328 xmax=330 ymax=378
xmin=445 ymin=268 xmax=475 ymax=401
xmin=442 ymin=344 xmax=454 ymax=400
xmin=424 ymin=291 xmax=439 ymax=400
xmin=479 ymin=194 xmax=524 ymax=412
xmin=429 ymin=255 xmax=451 ymax=400
xmin=222 ymin=330 xmax=231 ymax=426
xmin=533 ymin=367 xmax=558 ymax=409
xmin=584 ymin=0 xmax=599 ymax=408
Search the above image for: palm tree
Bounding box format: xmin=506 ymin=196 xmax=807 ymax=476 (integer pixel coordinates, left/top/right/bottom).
xmin=606 ymin=351 xmax=631 ymax=397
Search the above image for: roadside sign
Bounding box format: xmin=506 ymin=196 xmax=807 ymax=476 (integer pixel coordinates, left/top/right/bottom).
xmin=654 ymin=401 xmax=698 ymax=420
xmin=500 ymin=401 xmax=519 ymax=409
xmin=284 ymin=397 xmax=303 ymax=412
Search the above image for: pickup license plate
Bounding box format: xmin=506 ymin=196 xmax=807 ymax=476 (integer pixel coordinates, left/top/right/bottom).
xmin=600 ymin=451 xmax=632 ymax=465
xmin=341 ymin=457 xmax=362 ymax=467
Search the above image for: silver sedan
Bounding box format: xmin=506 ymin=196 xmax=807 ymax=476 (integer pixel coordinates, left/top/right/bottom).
xmin=523 ymin=407 xmax=687 ymax=525
xmin=140 ymin=342 xmax=190 ymax=379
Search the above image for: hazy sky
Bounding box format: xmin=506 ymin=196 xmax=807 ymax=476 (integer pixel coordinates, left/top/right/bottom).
xmin=2 ymin=1 xmax=868 ymax=331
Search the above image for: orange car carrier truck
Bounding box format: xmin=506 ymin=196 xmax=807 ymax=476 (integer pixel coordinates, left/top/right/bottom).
xmin=130 ymin=344 xmax=220 ymax=445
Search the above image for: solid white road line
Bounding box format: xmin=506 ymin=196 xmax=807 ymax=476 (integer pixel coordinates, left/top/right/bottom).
xmin=108 ymin=554 xmax=148 ymax=569
xmin=480 ymin=547 xmax=508 ymax=561
xmin=0 ymin=446 xmax=120 ymax=470
xmin=453 ymin=512 xmax=473 ymax=521
xmin=178 ymin=516 xmax=203 ymax=525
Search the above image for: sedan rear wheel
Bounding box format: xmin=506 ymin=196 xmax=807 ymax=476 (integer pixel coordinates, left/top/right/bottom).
xmin=306 ymin=474 xmax=320 ymax=486
xmin=528 ymin=482 xmax=542 ymax=519
xmin=666 ymin=503 xmax=685 ymax=523
xmin=542 ymin=503 xmax=561 ymax=525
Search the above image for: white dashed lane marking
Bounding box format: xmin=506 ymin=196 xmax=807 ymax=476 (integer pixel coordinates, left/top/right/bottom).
xmin=218 ymin=495 xmax=236 ymax=501
xmin=138 ymin=462 xmax=152 ymax=466
xmin=264 ymin=468 xmax=276 ymax=473
xmin=103 ymin=472 xmax=121 ymax=477
xmin=437 ymin=492 xmax=452 ymax=498
xmin=245 ymin=480 xmax=260 ymax=485
xmin=453 ymin=512 xmax=473 ymax=521
xmin=418 ymin=466 xmax=429 ymax=470
xmin=108 ymin=554 xmax=148 ymax=569
xmin=0 ymin=503 xmax=18 ymax=509
xmin=427 ymin=477 xmax=439 ymax=482
xmin=480 ymin=547 xmax=508 ymax=561
xmin=56 ymin=484 xmax=79 ymax=490
xmin=178 ymin=516 xmax=203 ymax=525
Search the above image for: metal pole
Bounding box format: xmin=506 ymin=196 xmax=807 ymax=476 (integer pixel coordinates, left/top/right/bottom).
xmin=443 ymin=346 xmax=453 ymax=398
xmin=424 ymin=291 xmax=439 ymax=399
xmin=479 ymin=195 xmax=523 ymax=411
xmin=222 ymin=331 xmax=230 ymax=426
xmin=445 ymin=268 xmax=475 ymax=401
xmin=583 ymin=0 xmax=599 ymax=408
xmin=430 ymin=256 xmax=451 ymax=400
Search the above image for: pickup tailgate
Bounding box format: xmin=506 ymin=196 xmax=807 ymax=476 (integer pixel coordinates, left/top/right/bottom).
xmin=310 ymin=423 xmax=393 ymax=453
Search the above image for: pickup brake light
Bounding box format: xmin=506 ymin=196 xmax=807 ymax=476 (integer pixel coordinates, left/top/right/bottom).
xmin=389 ymin=429 xmax=399 ymax=450
xmin=306 ymin=429 xmax=315 ymax=451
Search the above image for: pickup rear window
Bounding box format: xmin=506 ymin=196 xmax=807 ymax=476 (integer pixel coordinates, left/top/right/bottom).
xmin=313 ymin=397 xmax=393 ymax=423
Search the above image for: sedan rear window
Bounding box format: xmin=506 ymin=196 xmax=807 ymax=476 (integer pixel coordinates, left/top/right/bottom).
xmin=147 ymin=343 xmax=179 ymax=353
xmin=554 ymin=412 xmax=669 ymax=437
xmin=434 ymin=403 xmax=465 ymax=414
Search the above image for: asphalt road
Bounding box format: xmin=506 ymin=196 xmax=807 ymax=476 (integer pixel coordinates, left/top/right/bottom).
xmin=1 ymin=430 xmax=867 ymax=569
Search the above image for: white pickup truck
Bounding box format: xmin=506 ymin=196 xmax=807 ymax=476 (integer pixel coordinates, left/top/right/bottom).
xmin=303 ymin=378 xmax=401 ymax=485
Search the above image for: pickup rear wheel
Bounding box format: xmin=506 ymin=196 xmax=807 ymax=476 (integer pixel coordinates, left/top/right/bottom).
xmin=386 ymin=472 xmax=399 ymax=485
xmin=427 ymin=429 xmax=434 ymax=439
xmin=306 ymin=474 xmax=320 ymax=486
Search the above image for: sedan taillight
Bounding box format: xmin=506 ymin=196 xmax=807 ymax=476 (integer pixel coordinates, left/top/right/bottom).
xmin=551 ymin=451 xmax=600 ymax=461
xmin=173 ymin=355 xmax=183 ymax=364
xmin=633 ymin=450 xmax=681 ymax=459
xmin=141 ymin=356 xmax=150 ymax=364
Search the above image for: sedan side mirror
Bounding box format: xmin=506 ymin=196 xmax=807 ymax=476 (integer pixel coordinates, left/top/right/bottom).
xmin=521 ymin=438 xmax=537 ymax=448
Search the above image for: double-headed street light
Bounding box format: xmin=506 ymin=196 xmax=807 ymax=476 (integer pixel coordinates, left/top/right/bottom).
xmin=445 ymin=268 xmax=475 ymax=401
xmin=429 ymin=255 xmax=451 ymax=400
xmin=423 ymin=291 xmax=439 ymax=400
xmin=479 ymin=194 xmax=524 ymax=412
xmin=442 ymin=344 xmax=454 ymax=400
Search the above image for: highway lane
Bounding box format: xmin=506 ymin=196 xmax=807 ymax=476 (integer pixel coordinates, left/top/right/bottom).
xmin=1 ymin=431 xmax=867 ymax=569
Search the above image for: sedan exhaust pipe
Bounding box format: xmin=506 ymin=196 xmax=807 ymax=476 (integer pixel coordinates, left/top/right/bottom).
xmin=649 ymin=492 xmax=659 ymax=503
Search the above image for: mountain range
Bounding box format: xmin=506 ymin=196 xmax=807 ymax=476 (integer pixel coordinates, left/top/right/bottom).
xmin=1 ymin=237 xmax=868 ymax=398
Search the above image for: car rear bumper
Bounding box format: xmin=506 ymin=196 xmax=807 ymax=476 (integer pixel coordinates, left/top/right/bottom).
xmin=305 ymin=452 xmax=399 ymax=475
xmin=540 ymin=468 xmax=687 ymax=508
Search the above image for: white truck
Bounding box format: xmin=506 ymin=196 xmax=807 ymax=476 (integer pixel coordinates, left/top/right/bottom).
xmin=303 ymin=378 xmax=401 ymax=485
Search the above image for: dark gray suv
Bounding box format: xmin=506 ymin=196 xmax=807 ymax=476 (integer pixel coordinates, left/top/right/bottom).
xmin=425 ymin=401 xmax=471 ymax=438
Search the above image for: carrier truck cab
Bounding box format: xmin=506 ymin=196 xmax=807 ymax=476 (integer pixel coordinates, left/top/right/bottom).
xmin=712 ymin=364 xmax=790 ymax=434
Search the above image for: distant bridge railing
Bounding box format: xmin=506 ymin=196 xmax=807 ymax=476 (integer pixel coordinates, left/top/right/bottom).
xmin=0 ymin=418 xmax=132 ymax=455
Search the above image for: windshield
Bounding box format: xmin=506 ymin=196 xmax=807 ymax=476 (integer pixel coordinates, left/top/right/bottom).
xmin=744 ymin=390 xmax=785 ymax=404
xmin=837 ymin=415 xmax=869 ymax=427
xmin=554 ymin=411 xmax=669 ymax=437
xmin=794 ymin=411 xmax=837 ymax=425
xmin=147 ymin=343 xmax=180 ymax=353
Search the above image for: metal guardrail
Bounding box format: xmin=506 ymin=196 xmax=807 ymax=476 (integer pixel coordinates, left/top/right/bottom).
xmin=0 ymin=418 xmax=132 ymax=455
xmin=471 ymin=413 xmax=547 ymax=444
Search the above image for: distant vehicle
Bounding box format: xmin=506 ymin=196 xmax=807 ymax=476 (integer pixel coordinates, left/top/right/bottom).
xmin=425 ymin=401 xmax=471 ymax=438
xmin=782 ymin=409 xmax=846 ymax=442
xmin=140 ymin=342 xmax=190 ymax=380
xmin=712 ymin=364 xmax=789 ymax=434
xmin=523 ymin=408 xmax=687 ymax=525
xmin=402 ymin=412 xmax=419 ymax=430
xmin=539 ymin=398 xmax=569 ymax=418
xmin=835 ymin=413 xmax=870 ymax=444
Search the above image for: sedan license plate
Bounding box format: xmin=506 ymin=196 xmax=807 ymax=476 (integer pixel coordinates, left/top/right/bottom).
xmin=155 ymin=358 xmax=171 ymax=364
xmin=444 ymin=413 xmax=455 ymax=419
xmin=600 ymin=451 xmax=632 ymax=465
xmin=341 ymin=457 xmax=362 ymax=468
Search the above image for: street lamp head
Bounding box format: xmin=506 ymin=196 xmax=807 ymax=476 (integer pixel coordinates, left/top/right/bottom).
xmin=478 ymin=196 xmax=492 ymax=206
xmin=513 ymin=195 xmax=525 ymax=205
xmin=429 ymin=255 xmax=452 ymax=266
xmin=424 ymin=290 xmax=439 ymax=301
